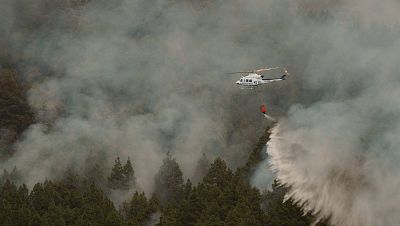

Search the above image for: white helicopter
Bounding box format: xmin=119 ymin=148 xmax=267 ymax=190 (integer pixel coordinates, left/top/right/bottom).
xmin=228 ymin=67 xmax=289 ymax=89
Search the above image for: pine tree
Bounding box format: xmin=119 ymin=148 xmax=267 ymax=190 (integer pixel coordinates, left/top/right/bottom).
xmin=84 ymin=151 xmax=107 ymax=187
xmin=154 ymin=152 xmax=184 ymax=206
xmin=29 ymin=183 xmax=48 ymax=214
xmin=159 ymin=202 xmax=179 ymax=226
xmin=108 ymin=157 xmax=125 ymax=190
xmin=148 ymin=193 xmax=160 ymax=212
xmin=0 ymin=180 xmax=32 ymax=225
xmin=121 ymin=191 xmax=160 ymax=225
xmin=0 ymin=167 xmax=21 ymax=186
xmin=262 ymin=180 xmax=318 ymax=226
xmin=0 ymin=169 xmax=9 ymax=185
xmin=226 ymin=200 xmax=260 ymax=226
xmin=176 ymin=180 xmax=200 ymax=226
xmin=9 ymin=166 xmax=20 ymax=183
xmin=108 ymin=157 xmax=136 ymax=190
xmin=193 ymin=153 xmax=210 ymax=184
xmin=63 ymin=167 xmax=79 ymax=188
xmin=202 ymin=157 xmax=233 ymax=189
xmin=123 ymin=192 xmax=147 ymax=224
xmin=123 ymin=158 xmax=135 ymax=189
xmin=105 ymin=211 xmax=125 ymax=226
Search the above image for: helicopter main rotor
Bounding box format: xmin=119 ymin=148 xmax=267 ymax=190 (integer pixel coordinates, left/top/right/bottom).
xmin=227 ymin=67 xmax=289 ymax=75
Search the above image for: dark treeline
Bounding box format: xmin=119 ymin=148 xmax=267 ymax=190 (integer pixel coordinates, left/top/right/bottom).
xmin=0 ymin=154 xmax=329 ymax=226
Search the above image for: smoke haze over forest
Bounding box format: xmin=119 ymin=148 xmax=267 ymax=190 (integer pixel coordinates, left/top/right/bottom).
xmin=1 ymin=0 xmax=400 ymax=225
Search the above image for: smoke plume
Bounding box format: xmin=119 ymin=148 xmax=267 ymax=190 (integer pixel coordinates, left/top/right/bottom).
xmin=1 ymin=0 xmax=276 ymax=192
xmin=1 ymin=0 xmax=400 ymax=225
xmin=260 ymin=1 xmax=400 ymax=226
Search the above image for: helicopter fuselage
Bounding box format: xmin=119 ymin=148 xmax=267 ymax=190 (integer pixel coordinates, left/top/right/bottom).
xmin=235 ymin=73 xmax=285 ymax=89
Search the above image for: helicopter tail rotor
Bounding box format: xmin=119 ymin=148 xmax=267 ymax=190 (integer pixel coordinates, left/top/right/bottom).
xmin=283 ymin=67 xmax=289 ymax=75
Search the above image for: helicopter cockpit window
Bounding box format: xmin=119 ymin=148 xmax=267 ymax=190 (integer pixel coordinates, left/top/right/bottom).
xmin=249 ymin=79 xmax=252 ymax=82
xmin=240 ymin=79 xmax=243 ymax=82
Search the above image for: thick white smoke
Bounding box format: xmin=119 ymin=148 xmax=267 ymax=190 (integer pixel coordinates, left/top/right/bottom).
xmin=268 ymin=94 xmax=400 ymax=226
xmin=2 ymin=0 xmax=276 ymax=191
xmin=2 ymin=0 xmax=400 ymax=224
xmin=263 ymin=1 xmax=400 ymax=224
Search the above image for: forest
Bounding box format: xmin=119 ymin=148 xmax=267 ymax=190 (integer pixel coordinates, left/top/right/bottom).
xmin=1 ymin=68 xmax=331 ymax=225
xmin=4 ymin=0 xmax=391 ymax=225
xmin=0 ymin=152 xmax=328 ymax=226
xmin=0 ymin=68 xmax=328 ymax=225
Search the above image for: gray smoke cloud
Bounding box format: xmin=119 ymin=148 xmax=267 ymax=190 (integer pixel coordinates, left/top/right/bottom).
xmin=1 ymin=0 xmax=282 ymax=192
xmin=258 ymin=1 xmax=400 ymax=226
xmin=2 ymin=0 xmax=400 ymax=224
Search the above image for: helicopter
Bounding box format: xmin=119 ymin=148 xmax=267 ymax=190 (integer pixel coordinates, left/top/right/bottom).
xmin=227 ymin=67 xmax=289 ymax=122
xmin=227 ymin=67 xmax=289 ymax=89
